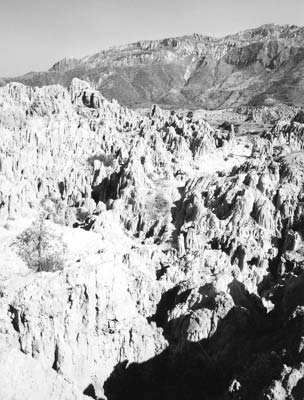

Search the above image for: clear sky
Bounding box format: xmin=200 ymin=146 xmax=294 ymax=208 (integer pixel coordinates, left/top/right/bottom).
xmin=1 ymin=0 xmax=303 ymax=77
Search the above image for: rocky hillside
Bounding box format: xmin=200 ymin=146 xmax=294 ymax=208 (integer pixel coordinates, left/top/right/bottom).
xmin=1 ymin=79 xmax=304 ymax=399
xmin=2 ymin=24 xmax=304 ymax=109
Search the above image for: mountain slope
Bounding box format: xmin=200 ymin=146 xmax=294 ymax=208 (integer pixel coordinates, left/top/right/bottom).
xmin=2 ymin=24 xmax=304 ymax=109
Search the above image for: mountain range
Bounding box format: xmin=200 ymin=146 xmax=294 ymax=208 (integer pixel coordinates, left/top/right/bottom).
xmin=2 ymin=23 xmax=304 ymax=109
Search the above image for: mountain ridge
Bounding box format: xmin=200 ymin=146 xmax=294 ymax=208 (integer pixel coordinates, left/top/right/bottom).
xmin=2 ymin=23 xmax=304 ymax=109
xmin=48 ymin=24 xmax=303 ymax=72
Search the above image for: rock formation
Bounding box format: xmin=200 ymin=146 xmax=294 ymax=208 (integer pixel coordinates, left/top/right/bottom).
xmin=1 ymin=78 xmax=304 ymax=399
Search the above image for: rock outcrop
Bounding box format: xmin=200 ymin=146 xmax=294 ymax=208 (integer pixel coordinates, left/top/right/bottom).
xmin=1 ymin=78 xmax=304 ymax=399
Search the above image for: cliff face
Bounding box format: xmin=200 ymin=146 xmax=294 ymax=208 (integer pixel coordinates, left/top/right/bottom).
xmin=2 ymin=24 xmax=304 ymax=109
xmin=1 ymin=79 xmax=304 ymax=399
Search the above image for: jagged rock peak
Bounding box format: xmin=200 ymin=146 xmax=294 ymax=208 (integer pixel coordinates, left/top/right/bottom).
xmin=49 ymin=57 xmax=81 ymax=72
xmin=69 ymin=78 xmax=105 ymax=108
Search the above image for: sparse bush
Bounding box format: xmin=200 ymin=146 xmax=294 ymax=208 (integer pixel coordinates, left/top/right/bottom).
xmin=87 ymin=153 xmax=115 ymax=168
xmin=13 ymin=216 xmax=67 ymax=272
xmin=76 ymin=207 xmax=91 ymax=222
xmin=293 ymin=110 xmax=304 ymax=124
xmin=146 ymin=192 xmax=171 ymax=220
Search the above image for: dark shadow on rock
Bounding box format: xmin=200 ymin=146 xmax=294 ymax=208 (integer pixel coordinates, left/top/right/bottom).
xmin=147 ymin=286 xmax=180 ymax=337
xmin=228 ymin=279 xmax=265 ymax=313
xmin=104 ymin=297 xmax=286 ymax=400
xmin=292 ymin=376 xmax=304 ymax=400
xmin=104 ymin=345 xmax=223 ymax=400
xmin=83 ymin=383 xmax=97 ymax=399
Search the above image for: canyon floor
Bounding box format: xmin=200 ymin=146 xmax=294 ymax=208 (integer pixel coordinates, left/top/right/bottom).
xmin=1 ymin=79 xmax=304 ymax=399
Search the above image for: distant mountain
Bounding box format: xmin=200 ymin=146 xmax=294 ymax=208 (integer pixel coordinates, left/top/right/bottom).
xmin=2 ymin=24 xmax=304 ymax=109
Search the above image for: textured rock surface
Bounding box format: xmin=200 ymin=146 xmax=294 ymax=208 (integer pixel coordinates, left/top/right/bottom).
xmin=0 ymin=349 xmax=90 ymax=400
xmin=2 ymin=24 xmax=304 ymax=109
xmin=1 ymin=78 xmax=304 ymax=399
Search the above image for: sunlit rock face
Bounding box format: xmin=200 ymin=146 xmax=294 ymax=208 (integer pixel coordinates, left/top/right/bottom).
xmin=0 ymin=256 xmax=166 ymax=399
xmin=1 ymin=78 xmax=304 ymax=399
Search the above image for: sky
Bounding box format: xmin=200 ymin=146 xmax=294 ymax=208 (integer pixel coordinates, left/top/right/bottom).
xmin=1 ymin=0 xmax=303 ymax=77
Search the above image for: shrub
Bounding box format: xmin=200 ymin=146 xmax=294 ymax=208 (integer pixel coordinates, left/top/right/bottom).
xmin=13 ymin=216 xmax=67 ymax=272
xmin=293 ymin=110 xmax=304 ymax=124
xmin=146 ymin=192 xmax=171 ymax=220
xmin=87 ymin=153 xmax=115 ymax=168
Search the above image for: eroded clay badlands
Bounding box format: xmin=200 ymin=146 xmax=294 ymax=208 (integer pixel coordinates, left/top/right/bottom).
xmin=1 ymin=78 xmax=304 ymax=399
